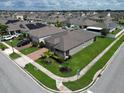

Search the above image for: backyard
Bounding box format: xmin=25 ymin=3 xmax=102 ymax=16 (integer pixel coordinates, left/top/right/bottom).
xmin=64 ymin=35 xmax=124 ymax=91
xmin=36 ymin=36 xmax=114 ymax=77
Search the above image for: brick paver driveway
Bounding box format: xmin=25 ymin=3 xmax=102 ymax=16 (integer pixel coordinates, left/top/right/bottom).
xmin=27 ymin=48 xmax=48 ymax=61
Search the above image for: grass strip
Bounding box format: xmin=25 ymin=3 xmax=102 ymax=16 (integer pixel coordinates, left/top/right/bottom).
xmin=25 ymin=63 xmax=58 ymax=90
xmin=9 ymin=52 xmax=21 ymax=59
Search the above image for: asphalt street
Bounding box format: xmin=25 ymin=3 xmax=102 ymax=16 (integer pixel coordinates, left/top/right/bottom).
xmin=85 ymin=43 xmax=124 ymax=93
xmin=0 ymin=51 xmax=48 ymax=93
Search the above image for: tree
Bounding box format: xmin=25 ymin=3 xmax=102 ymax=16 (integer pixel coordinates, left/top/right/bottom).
xmin=101 ymin=28 xmax=109 ymax=36
xmin=42 ymin=50 xmax=54 ymax=64
xmin=0 ymin=24 xmax=8 ymax=36
xmin=32 ymin=41 xmax=38 ymax=47
xmin=43 ymin=50 xmax=54 ymax=58
xmin=55 ymin=20 xmax=63 ymax=27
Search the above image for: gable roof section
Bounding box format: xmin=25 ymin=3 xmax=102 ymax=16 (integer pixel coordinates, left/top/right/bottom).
xmin=45 ymin=30 xmax=96 ymax=51
xmin=29 ymin=26 xmax=66 ymax=38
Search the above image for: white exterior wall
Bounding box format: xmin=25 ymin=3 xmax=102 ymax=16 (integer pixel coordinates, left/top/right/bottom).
xmin=16 ymin=15 xmax=24 ymax=20
xmin=69 ymin=39 xmax=94 ymax=56
xmin=39 ymin=36 xmax=51 ymax=43
xmin=109 ymin=28 xmax=116 ymax=33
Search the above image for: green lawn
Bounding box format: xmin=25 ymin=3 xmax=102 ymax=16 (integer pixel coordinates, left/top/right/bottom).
xmin=0 ymin=43 xmax=8 ymax=50
xmin=25 ymin=63 xmax=58 ymax=90
xmin=111 ymin=28 xmax=121 ymax=35
xmin=20 ymin=47 xmax=39 ymax=55
xmin=9 ymin=52 xmax=21 ymax=59
xmin=5 ymin=38 xmax=20 ymax=47
xmin=64 ymin=35 xmax=124 ymax=91
xmin=36 ymin=37 xmax=114 ymax=77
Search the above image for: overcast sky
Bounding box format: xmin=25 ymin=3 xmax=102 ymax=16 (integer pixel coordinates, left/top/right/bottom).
xmin=0 ymin=0 xmax=123 ymax=10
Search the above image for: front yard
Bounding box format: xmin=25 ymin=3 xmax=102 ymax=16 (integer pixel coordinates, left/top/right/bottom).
xmin=64 ymin=35 xmax=124 ymax=91
xmin=20 ymin=47 xmax=39 ymax=55
xmin=5 ymin=37 xmax=20 ymax=47
xmin=36 ymin=37 xmax=114 ymax=77
xmin=24 ymin=63 xmax=58 ymax=90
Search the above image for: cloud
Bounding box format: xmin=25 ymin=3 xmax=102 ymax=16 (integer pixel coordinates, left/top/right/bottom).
xmin=0 ymin=0 xmax=123 ymax=10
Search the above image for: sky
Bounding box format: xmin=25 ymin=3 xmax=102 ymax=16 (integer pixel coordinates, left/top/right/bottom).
xmin=0 ymin=0 xmax=124 ymax=10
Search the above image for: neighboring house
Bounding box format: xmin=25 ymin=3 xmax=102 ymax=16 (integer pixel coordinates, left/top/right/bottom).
xmin=86 ymin=13 xmax=118 ymax=34
xmin=16 ymin=15 xmax=24 ymax=20
xmin=86 ymin=20 xmax=118 ymax=34
xmin=46 ymin=14 xmax=66 ymax=24
xmin=68 ymin=16 xmax=99 ymax=28
xmin=15 ymin=12 xmax=26 ymax=20
xmin=0 ymin=18 xmax=8 ymax=25
xmin=6 ymin=20 xmax=47 ymax=35
xmin=6 ymin=21 xmax=29 ymax=35
xmin=29 ymin=26 xmax=66 ymax=43
xmin=7 ymin=24 xmax=21 ymax=35
xmin=45 ymin=30 xmax=96 ymax=59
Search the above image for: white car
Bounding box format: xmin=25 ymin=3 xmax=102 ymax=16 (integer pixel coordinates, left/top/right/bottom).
xmin=2 ymin=35 xmax=15 ymax=41
xmin=12 ymin=33 xmax=20 ymax=38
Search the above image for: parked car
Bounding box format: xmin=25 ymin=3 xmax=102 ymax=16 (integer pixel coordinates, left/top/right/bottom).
xmin=2 ymin=35 xmax=15 ymax=41
xmin=12 ymin=33 xmax=20 ymax=38
xmin=17 ymin=39 xmax=30 ymax=47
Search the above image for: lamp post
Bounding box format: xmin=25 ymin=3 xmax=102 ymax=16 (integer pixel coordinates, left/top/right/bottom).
xmin=10 ymin=40 xmax=14 ymax=53
xmin=77 ymin=69 xmax=81 ymax=79
xmin=0 ymin=39 xmax=1 ymax=49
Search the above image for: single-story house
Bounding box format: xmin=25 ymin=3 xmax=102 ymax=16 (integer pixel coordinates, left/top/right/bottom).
xmin=45 ymin=30 xmax=96 ymax=59
xmin=46 ymin=14 xmax=66 ymax=24
xmin=68 ymin=16 xmax=99 ymax=28
xmin=86 ymin=21 xmax=118 ymax=34
xmin=6 ymin=21 xmax=47 ymax=35
xmin=29 ymin=26 xmax=66 ymax=43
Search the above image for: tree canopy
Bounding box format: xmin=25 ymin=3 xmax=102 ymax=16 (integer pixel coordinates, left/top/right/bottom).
xmin=101 ymin=28 xmax=109 ymax=36
xmin=0 ymin=24 xmax=8 ymax=35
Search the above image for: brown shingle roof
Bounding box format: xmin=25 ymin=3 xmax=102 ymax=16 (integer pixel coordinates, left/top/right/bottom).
xmin=45 ymin=30 xmax=96 ymax=51
xmin=29 ymin=26 xmax=66 ymax=38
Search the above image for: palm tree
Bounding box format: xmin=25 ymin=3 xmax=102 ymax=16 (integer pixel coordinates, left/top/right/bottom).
xmin=44 ymin=50 xmax=54 ymax=58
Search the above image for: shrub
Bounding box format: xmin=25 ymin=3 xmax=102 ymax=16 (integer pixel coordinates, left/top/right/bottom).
xmin=43 ymin=57 xmax=52 ymax=64
xmin=101 ymin=28 xmax=109 ymax=36
xmin=59 ymin=66 xmax=72 ymax=73
xmin=18 ymin=34 xmax=23 ymax=40
xmin=32 ymin=41 xmax=38 ymax=47
xmin=39 ymin=41 xmax=45 ymax=48
xmin=51 ymin=54 xmax=64 ymax=64
xmin=1 ymin=46 xmax=5 ymax=50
